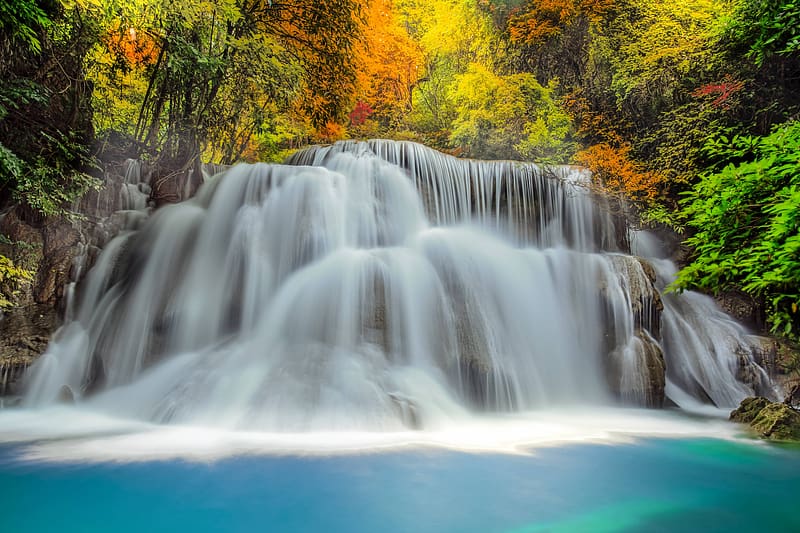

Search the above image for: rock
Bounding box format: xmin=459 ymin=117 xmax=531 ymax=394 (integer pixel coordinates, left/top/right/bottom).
xmin=730 ymin=396 xmax=771 ymax=424
xmin=35 ymin=217 xmax=81 ymax=305
xmin=607 ymin=329 xmax=666 ymax=408
xmin=57 ymin=385 xmax=75 ymax=404
xmin=784 ymin=383 xmax=800 ymax=409
xmin=730 ymin=396 xmax=800 ymax=442
xmin=0 ymin=303 xmax=59 ymax=395
xmin=607 ymin=255 xmax=664 ymax=338
xmin=751 ymin=403 xmax=800 ymax=441
xmin=714 ymin=290 xmax=765 ymax=331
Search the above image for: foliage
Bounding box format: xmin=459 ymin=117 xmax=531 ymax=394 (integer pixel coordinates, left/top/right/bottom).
xmin=352 ymin=0 xmax=424 ymax=132
xmin=507 ymin=0 xmax=612 ymax=47
xmin=0 ymin=0 xmax=51 ymax=54
xmin=675 ymin=122 xmax=800 ymax=339
xmin=449 ymin=64 xmax=575 ymax=161
xmin=0 ymin=254 xmax=34 ymax=310
xmin=594 ymin=0 xmax=724 ymax=117
xmin=0 ymin=1 xmax=101 ymax=217
xmin=724 ymin=0 xmax=800 ymax=65
xmin=397 ymin=0 xmax=510 ymax=152
xmin=575 ymin=142 xmax=665 ymax=203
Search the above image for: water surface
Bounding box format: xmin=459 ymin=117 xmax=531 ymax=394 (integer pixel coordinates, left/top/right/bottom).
xmin=2 ymin=437 xmax=798 ymax=532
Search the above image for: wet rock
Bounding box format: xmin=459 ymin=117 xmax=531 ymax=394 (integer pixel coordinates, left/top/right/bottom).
xmin=58 ymin=385 xmax=75 ymax=404
xmin=607 ymin=255 xmax=664 ymax=338
xmin=607 ymin=329 xmax=666 ymax=408
xmin=751 ymin=403 xmax=800 ymax=441
xmin=35 ymin=218 xmax=81 ymax=305
xmin=730 ymin=396 xmax=771 ymax=424
xmin=714 ymin=290 xmax=764 ymax=331
xmin=746 ymin=336 xmax=780 ymax=377
xmin=784 ymin=383 xmax=800 ymax=409
xmin=731 ymin=397 xmax=800 ymax=442
xmin=0 ymin=303 xmax=59 ymax=394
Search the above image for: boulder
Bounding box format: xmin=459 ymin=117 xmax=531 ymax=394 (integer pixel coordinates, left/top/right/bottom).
xmin=730 ymin=396 xmax=800 ymax=442
xmin=730 ymin=396 xmax=771 ymax=424
xmin=751 ymin=403 xmax=800 ymax=442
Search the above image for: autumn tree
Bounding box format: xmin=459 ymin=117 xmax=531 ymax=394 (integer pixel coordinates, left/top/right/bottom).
xmin=351 ymin=0 xmax=424 ymax=134
xmin=87 ymin=0 xmax=364 ymax=180
xmin=449 ymin=63 xmax=575 ymax=162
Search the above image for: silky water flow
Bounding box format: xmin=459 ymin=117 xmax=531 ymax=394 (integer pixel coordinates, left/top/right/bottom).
xmin=19 ymin=140 xmax=777 ymax=432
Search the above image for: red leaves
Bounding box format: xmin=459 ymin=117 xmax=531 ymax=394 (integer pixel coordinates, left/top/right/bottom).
xmin=692 ymin=75 xmax=745 ymax=109
xmin=349 ymin=100 xmax=374 ymax=126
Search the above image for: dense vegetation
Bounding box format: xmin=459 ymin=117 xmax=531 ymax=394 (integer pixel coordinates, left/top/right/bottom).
xmin=0 ymin=0 xmax=798 ymax=338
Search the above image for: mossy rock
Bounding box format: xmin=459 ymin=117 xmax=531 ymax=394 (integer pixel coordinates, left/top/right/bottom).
xmin=751 ymin=403 xmax=800 ymax=442
xmin=730 ymin=397 xmax=772 ymax=424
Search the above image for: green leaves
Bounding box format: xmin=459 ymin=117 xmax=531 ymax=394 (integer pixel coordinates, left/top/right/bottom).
xmin=0 ymin=0 xmax=52 ymax=54
xmin=675 ymin=121 xmax=800 ymax=339
xmin=724 ymin=0 xmax=800 ymax=65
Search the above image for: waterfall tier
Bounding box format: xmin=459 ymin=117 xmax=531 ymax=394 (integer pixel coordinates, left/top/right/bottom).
xmin=21 ymin=140 xmax=776 ymax=430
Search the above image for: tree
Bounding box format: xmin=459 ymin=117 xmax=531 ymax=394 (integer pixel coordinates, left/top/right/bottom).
xmin=92 ymin=0 xmax=365 ymax=173
xmin=0 ymin=0 xmax=99 ymax=217
xmin=449 ymin=63 xmax=575 ymax=162
xmin=351 ymin=0 xmax=424 ymax=133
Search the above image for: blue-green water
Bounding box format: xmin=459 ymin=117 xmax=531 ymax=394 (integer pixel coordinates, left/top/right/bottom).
xmin=1 ymin=438 xmax=799 ymax=532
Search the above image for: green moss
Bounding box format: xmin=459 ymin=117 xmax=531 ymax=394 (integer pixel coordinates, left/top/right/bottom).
xmin=730 ymin=397 xmax=771 ymax=424
xmin=751 ymin=403 xmax=800 ymax=442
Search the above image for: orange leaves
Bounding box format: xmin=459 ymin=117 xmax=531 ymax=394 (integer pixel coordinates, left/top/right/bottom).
xmin=315 ymin=121 xmax=347 ymax=143
xmin=509 ymin=17 xmax=560 ymax=46
xmin=576 ymin=142 xmax=666 ymax=202
xmin=508 ymin=0 xmax=613 ymax=46
xmin=353 ymin=0 xmax=424 ymax=127
xmin=102 ymin=23 xmax=158 ymax=68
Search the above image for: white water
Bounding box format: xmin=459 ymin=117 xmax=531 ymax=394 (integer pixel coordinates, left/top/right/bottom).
xmin=9 ymin=140 xmax=776 ymax=442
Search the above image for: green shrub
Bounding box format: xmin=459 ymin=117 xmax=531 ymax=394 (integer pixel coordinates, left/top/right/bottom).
xmin=675 ymin=121 xmax=800 ymax=338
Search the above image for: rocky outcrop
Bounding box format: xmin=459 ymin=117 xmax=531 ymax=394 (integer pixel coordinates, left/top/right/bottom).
xmin=751 ymin=403 xmax=800 ymax=441
xmin=730 ymin=396 xmax=772 ymax=424
xmin=601 ymin=256 xmax=666 ymax=407
xmin=0 ymin=158 xmax=155 ymax=392
xmin=0 ymin=304 xmax=59 ymax=395
xmin=731 ymin=396 xmax=800 ymax=442
xmin=607 ymin=330 xmax=666 ymax=408
xmin=715 ymin=290 xmax=765 ymax=331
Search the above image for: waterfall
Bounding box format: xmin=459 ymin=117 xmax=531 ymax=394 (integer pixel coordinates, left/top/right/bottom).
xmin=19 ymin=140 xmax=776 ymax=431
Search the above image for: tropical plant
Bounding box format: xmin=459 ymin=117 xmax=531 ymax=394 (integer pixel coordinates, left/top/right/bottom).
xmin=675 ymin=121 xmax=800 ymax=339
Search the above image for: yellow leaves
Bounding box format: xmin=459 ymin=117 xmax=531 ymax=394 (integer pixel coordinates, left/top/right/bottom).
xmin=176 ymin=0 xmax=241 ymax=27
xmin=575 ymin=142 xmax=666 ymax=202
xmin=0 ymin=254 xmax=33 ymax=310
xmin=603 ymin=0 xmax=726 ymax=99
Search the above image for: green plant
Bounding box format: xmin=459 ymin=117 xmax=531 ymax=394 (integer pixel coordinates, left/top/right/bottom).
xmin=674 ymin=121 xmax=800 ymax=338
xmin=0 ymin=254 xmax=33 ymax=310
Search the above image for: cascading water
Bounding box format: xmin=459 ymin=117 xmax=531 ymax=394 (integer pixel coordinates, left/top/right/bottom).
xmin=18 ymin=140 xmax=776 ymax=432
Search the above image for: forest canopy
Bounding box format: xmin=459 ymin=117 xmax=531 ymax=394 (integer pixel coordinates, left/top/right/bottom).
xmin=0 ymin=0 xmax=798 ymax=337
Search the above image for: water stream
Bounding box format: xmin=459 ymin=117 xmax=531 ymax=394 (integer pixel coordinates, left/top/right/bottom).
xmin=7 ymin=140 xmax=777 ymax=435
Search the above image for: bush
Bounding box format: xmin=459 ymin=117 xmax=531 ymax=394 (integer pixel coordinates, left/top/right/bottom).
xmin=675 ymin=121 xmax=800 ymax=338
